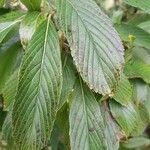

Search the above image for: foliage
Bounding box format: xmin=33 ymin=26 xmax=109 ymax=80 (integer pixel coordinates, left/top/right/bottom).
xmin=0 ymin=0 xmax=150 ymax=150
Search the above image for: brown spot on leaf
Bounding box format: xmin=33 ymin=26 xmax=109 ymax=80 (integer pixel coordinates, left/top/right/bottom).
xmin=116 ymin=131 xmax=126 ymax=140
xmin=89 ymin=127 xmax=96 ymax=132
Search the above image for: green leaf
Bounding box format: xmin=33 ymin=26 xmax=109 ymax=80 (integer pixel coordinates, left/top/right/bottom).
xmin=56 ymin=0 xmax=124 ymax=96
xmin=124 ymin=46 xmax=150 ymax=83
xmin=115 ymin=23 xmax=150 ymax=49
xmin=112 ymin=10 xmax=124 ymax=24
xmin=21 ymin=0 xmax=42 ymax=10
xmin=132 ymin=46 xmax=150 ymax=65
xmin=116 ymin=24 xmax=150 ymax=47
xmin=12 ymin=19 xmax=62 ymax=150
xmin=0 ymin=23 xmax=19 ymax=44
xmin=125 ymin=48 xmax=150 ymax=83
xmin=2 ymin=70 xmax=19 ymax=111
xmin=0 ymin=41 xmax=22 ymax=91
xmin=19 ymin=11 xmax=45 ymax=48
xmin=0 ymin=11 xmax=25 ymax=43
xmin=69 ymin=78 xmax=107 ymax=150
xmin=109 ymin=100 xmax=143 ymax=136
xmin=127 ymin=13 xmax=150 ymax=26
xmin=2 ymin=104 xmax=14 ymax=147
xmin=132 ymin=79 xmax=150 ymax=123
xmin=2 ymin=70 xmax=19 ymax=147
xmin=101 ymin=104 xmax=124 ymax=150
xmin=59 ymin=53 xmax=76 ymax=109
xmin=56 ymin=103 xmax=70 ymax=149
xmin=113 ymin=74 xmax=132 ymax=106
xmin=49 ymin=124 xmax=61 ymax=150
xmin=124 ymin=0 xmax=150 ymax=13
xmin=122 ymin=136 xmax=150 ymax=149
xmin=138 ymin=20 xmax=150 ymax=33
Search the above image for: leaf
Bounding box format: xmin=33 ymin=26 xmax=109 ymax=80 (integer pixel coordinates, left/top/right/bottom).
xmin=0 ymin=41 xmax=22 ymax=91
xmin=113 ymin=74 xmax=132 ymax=106
xmin=138 ymin=20 xmax=150 ymax=33
xmin=0 ymin=23 xmax=19 ymax=44
xmin=56 ymin=0 xmax=124 ymax=96
xmin=132 ymin=79 xmax=150 ymax=123
xmin=133 ymin=46 xmax=150 ymax=65
xmin=59 ymin=53 xmax=76 ymax=109
xmin=124 ymin=46 xmax=150 ymax=83
xmin=127 ymin=13 xmax=150 ymax=26
xmin=125 ymin=56 xmax=150 ymax=84
xmin=2 ymin=104 xmax=14 ymax=147
xmin=122 ymin=136 xmax=150 ymax=149
xmin=56 ymin=103 xmax=70 ymax=149
xmin=2 ymin=70 xmax=19 ymax=147
xmin=2 ymin=70 xmax=19 ymax=111
xmin=69 ymin=78 xmax=107 ymax=150
xmin=109 ymin=100 xmax=143 ymax=136
xmin=124 ymin=0 xmax=150 ymax=13
xmin=49 ymin=124 xmax=61 ymax=150
xmin=12 ymin=19 xmax=62 ymax=150
xmin=19 ymin=11 xmax=45 ymax=48
xmin=21 ymin=0 xmax=42 ymax=10
xmin=0 ymin=11 xmax=25 ymax=43
xmin=112 ymin=10 xmax=124 ymax=24
xmin=115 ymin=23 xmax=150 ymax=49
xmin=101 ymin=104 xmax=124 ymax=150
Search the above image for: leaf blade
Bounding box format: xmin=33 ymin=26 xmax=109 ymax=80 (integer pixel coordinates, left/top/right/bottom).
xmin=69 ymin=78 xmax=107 ymax=150
xmin=0 ymin=11 xmax=25 ymax=43
xmin=0 ymin=40 xmax=22 ymax=91
xmin=132 ymin=79 xmax=150 ymax=123
xmin=113 ymin=74 xmax=132 ymax=106
xmin=2 ymin=70 xmax=19 ymax=111
xmin=12 ymin=19 xmax=62 ymax=149
xmin=56 ymin=0 xmax=124 ymax=95
xmin=101 ymin=102 xmax=124 ymax=150
xmin=109 ymin=100 xmax=143 ymax=136
xmin=59 ymin=53 xmax=76 ymax=109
